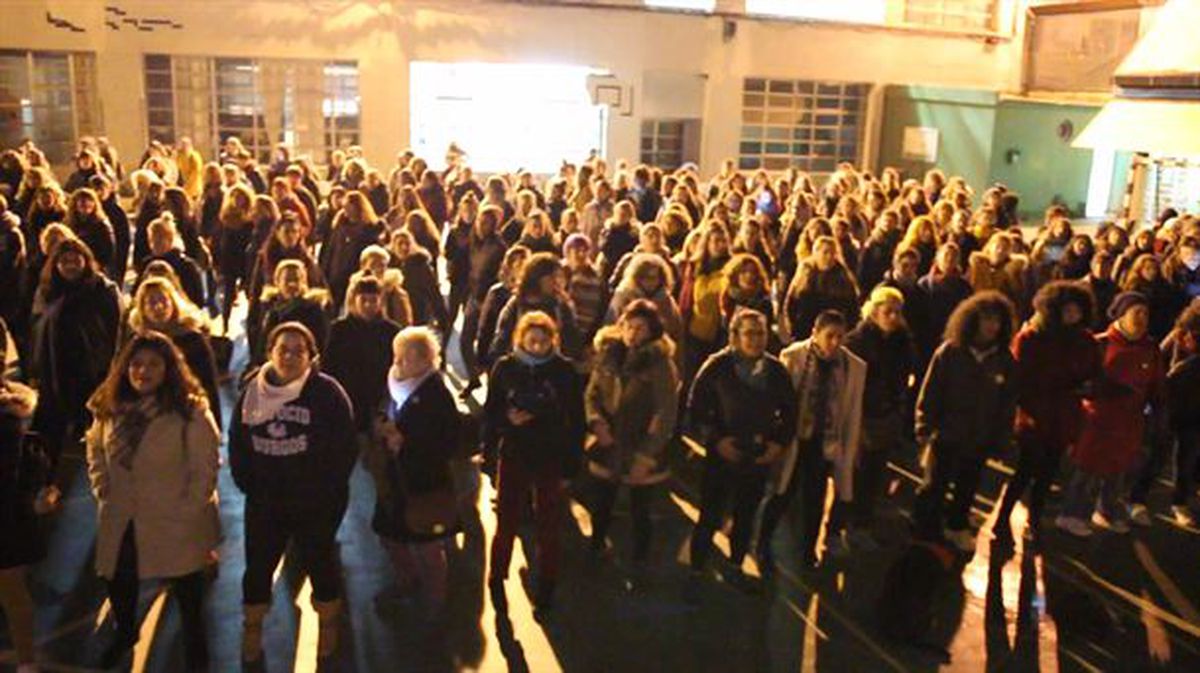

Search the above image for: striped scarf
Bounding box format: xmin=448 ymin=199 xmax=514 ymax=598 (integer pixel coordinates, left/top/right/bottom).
xmin=110 ymin=396 xmax=160 ymax=470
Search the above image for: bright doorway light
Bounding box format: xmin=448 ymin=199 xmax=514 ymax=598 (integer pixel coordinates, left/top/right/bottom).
xmin=410 ymin=62 xmax=607 ymax=174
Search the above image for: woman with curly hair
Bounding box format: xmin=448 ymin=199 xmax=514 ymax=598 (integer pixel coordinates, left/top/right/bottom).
xmin=914 ymin=291 xmax=1018 ymax=549
xmin=606 ymin=252 xmax=683 ymax=343
xmin=994 ymin=280 xmax=1102 ymax=546
xmin=85 ymin=332 xmax=221 ymax=669
xmin=64 ymin=188 xmax=116 ymax=276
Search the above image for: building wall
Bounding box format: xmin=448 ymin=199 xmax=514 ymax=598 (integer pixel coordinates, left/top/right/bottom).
xmin=3 ymin=0 xmax=1030 ymax=173
xmin=877 ymin=86 xmax=998 ymax=197
xmin=988 ymin=99 xmax=1100 ymax=220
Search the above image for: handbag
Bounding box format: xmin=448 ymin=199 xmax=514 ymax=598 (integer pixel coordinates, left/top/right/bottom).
xmin=403 ymin=485 xmax=458 ymax=537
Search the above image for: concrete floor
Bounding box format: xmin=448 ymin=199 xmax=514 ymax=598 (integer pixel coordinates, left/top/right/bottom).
xmin=4 ymin=332 xmax=1200 ymax=673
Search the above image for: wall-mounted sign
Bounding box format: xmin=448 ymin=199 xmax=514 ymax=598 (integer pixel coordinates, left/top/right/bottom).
xmin=902 ymin=126 xmax=939 ymax=162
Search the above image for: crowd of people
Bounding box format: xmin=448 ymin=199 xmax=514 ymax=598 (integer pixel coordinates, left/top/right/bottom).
xmin=0 ymin=131 xmax=1198 ymax=672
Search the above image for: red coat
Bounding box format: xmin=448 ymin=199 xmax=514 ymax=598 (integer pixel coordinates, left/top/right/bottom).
xmin=1071 ymin=326 xmax=1165 ymax=475
xmin=1011 ymin=323 xmax=1102 ymax=447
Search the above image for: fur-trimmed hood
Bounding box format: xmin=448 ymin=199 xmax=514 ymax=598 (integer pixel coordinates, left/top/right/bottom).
xmin=592 ymin=325 xmax=675 ymax=373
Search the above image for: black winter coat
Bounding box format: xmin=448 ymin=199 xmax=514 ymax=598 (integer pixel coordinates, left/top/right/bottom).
xmin=320 ymin=220 xmax=384 ymax=308
xmin=845 ymin=320 xmax=915 ymax=420
xmin=915 ymin=342 xmax=1017 ymax=451
xmin=137 ymin=249 xmax=206 ymax=308
xmin=483 ymin=353 xmax=585 ymax=475
xmin=323 ymin=314 xmax=401 ymax=430
xmin=916 ymin=271 xmax=972 ymax=359
xmin=371 ymin=372 xmax=461 ymax=541
xmin=686 ymin=349 xmax=797 ymax=467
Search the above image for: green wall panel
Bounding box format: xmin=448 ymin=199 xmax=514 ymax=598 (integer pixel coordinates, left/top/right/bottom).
xmin=987 ymin=100 xmax=1100 ymax=222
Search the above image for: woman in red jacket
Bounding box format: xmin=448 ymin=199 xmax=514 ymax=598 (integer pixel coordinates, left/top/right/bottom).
xmin=994 ymin=281 xmax=1102 ymax=546
xmin=1056 ymin=292 xmax=1165 ymax=537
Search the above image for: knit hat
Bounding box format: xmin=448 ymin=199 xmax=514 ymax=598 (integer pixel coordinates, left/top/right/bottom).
xmin=1108 ymin=291 xmax=1149 ymax=321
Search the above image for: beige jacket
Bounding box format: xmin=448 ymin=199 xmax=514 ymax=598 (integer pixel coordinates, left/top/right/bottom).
xmin=86 ymin=406 xmax=221 ymax=579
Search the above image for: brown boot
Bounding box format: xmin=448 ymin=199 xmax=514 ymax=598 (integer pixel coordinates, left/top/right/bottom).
xmin=313 ymin=598 xmax=342 ymax=659
xmin=241 ymin=603 xmax=270 ymax=663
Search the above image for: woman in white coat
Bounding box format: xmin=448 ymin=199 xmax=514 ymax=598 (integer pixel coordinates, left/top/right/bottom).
xmin=86 ymin=331 xmax=220 ymax=671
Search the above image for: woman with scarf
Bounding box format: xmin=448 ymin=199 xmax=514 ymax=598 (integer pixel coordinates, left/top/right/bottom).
xmin=30 ymin=238 xmax=121 ymax=467
xmin=758 ymin=310 xmax=863 ymax=574
xmin=913 ymin=291 xmax=1018 ymax=550
xmin=229 ymin=322 xmax=356 ymax=666
xmin=1057 ymin=292 xmax=1165 ymax=537
xmin=483 ymin=311 xmax=585 ymax=618
xmin=368 ymin=327 xmax=460 ymax=616
xmin=687 ymin=309 xmax=797 ymax=594
xmin=85 ymin=332 xmax=220 ymax=670
xmin=584 ymin=300 xmax=678 ymax=583
xmin=679 ymin=225 xmax=732 ymax=385
xmin=994 ymin=281 xmax=1101 ymax=546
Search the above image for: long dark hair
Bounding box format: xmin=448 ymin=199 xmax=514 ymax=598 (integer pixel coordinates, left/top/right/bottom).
xmin=517 ymin=252 xmax=563 ymax=300
xmin=88 ymin=331 xmax=206 ymax=419
xmin=944 ymin=290 xmax=1016 ymax=347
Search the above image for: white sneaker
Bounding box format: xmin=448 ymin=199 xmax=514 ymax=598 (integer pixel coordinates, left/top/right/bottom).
xmin=945 ymin=527 xmax=976 ymax=552
xmin=1172 ymin=505 xmax=1197 ymax=527
xmin=1130 ymin=504 xmax=1152 ymax=527
xmin=1055 ymin=515 xmax=1094 ymax=538
xmin=1092 ymin=511 xmax=1130 ymax=534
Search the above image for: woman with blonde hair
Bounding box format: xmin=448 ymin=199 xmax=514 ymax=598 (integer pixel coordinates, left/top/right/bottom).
xmin=606 ymin=252 xmax=683 ymax=342
xmin=85 ymin=332 xmax=220 ymax=669
xmin=126 ymin=277 xmax=221 ymax=421
xmin=368 ymin=326 xmax=460 ymax=616
xmin=255 ymin=260 xmax=331 ymax=363
xmin=898 ymin=215 xmax=940 ymax=277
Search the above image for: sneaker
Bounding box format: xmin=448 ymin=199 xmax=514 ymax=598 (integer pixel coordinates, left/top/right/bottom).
xmin=1172 ymin=505 xmax=1197 ymax=527
xmin=945 ymin=527 xmax=976 ymax=552
xmin=1130 ymin=504 xmax=1153 ymax=527
xmin=1092 ymin=511 xmax=1130 ymax=534
xmin=1055 ymin=515 xmax=1094 ymax=538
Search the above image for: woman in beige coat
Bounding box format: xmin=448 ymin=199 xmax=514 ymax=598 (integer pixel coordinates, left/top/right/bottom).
xmin=86 ymin=331 xmax=220 ymax=671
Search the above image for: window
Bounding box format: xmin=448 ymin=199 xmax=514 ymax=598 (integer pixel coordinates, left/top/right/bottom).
xmin=0 ymin=50 xmax=101 ymax=164
xmin=903 ymin=0 xmax=995 ymax=32
xmin=143 ymin=54 xmax=359 ymax=163
xmin=738 ymin=78 xmax=866 ymax=173
xmin=745 ymin=0 xmax=887 ymax=24
xmin=410 ymin=62 xmax=606 ymax=174
xmin=644 ymin=0 xmax=716 ymax=11
xmin=641 ymin=120 xmax=685 ymax=169
xmin=1141 ymin=158 xmax=1200 ymax=221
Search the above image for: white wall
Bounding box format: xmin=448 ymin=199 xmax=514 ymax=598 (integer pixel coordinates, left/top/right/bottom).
xmin=2 ymin=0 xmax=1031 ymax=173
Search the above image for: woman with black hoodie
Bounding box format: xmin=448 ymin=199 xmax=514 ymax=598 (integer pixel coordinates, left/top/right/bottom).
xmin=30 ymin=237 xmax=121 ymax=467
xmin=230 ymin=322 xmax=356 ymax=667
xmin=484 ymin=311 xmax=585 ymax=618
xmin=324 ymin=275 xmax=402 ymax=432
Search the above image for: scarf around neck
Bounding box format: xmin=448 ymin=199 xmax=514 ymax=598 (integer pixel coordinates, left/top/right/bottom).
xmin=111 ymin=395 xmax=161 ymax=470
xmin=387 ymin=366 xmax=434 ymax=413
xmin=241 ymin=365 xmax=311 ymax=425
xmin=513 ymin=347 xmax=555 ymax=367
